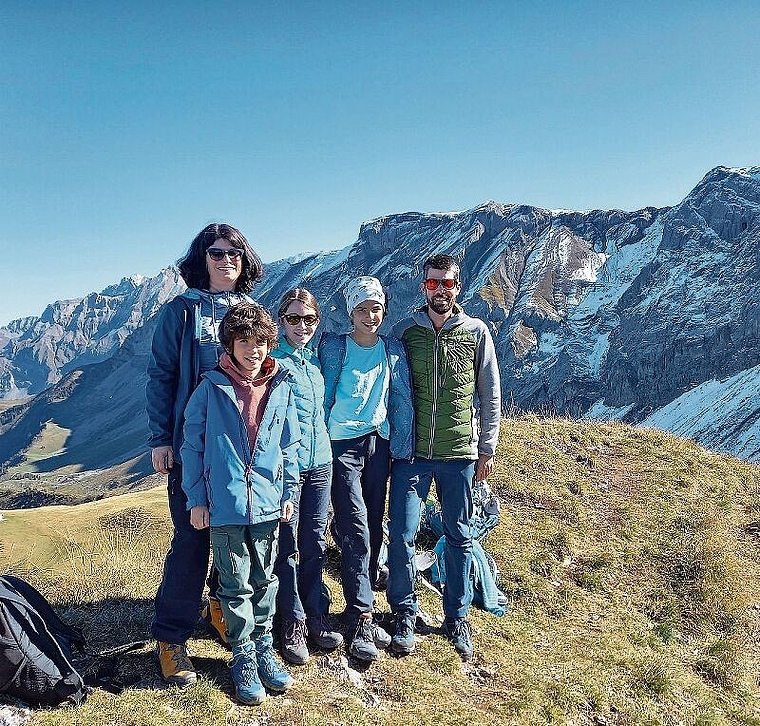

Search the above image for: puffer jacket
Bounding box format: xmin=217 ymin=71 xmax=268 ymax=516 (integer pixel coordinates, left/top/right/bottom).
xmin=393 ymin=305 xmax=501 ymax=460
xmin=180 ymin=367 xmax=301 ymax=527
xmin=270 ymin=336 xmax=332 ymax=471
xmin=318 ymin=332 xmax=414 ymax=461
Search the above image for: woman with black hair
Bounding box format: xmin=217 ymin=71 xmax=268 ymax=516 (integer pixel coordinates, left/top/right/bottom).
xmin=146 ymin=223 xmax=264 ymax=686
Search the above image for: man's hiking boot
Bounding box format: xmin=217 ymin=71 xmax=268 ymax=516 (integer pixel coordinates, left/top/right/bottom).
xmin=390 ymin=614 xmax=416 ymax=655
xmin=348 ymin=614 xmax=390 ymax=662
xmin=280 ymin=618 xmax=309 ymax=665
xmin=307 ymin=613 xmax=343 ymax=650
xmin=230 ymin=642 xmax=265 ymax=705
xmin=442 ymin=617 xmax=473 ymax=661
xmin=156 ymin=641 xmax=197 ymax=686
xmin=255 ymin=636 xmax=294 ymax=692
xmin=200 ymin=598 xmax=228 ymax=645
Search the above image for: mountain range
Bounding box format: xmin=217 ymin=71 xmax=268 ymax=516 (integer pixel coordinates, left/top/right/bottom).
xmin=1 ymin=165 xmax=758 ymax=503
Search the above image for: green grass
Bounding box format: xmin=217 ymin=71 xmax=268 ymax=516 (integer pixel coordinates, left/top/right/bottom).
xmin=5 ymin=422 xmax=72 ymax=473
xmin=2 ymin=415 xmax=760 ymax=725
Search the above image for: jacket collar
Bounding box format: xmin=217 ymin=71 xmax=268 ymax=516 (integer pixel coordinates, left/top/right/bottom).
xmin=277 ymin=335 xmax=315 ymax=361
xmin=412 ymin=303 xmax=465 ymax=330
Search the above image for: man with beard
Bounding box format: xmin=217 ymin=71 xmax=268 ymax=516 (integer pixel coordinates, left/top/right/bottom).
xmin=386 ymin=253 xmax=501 ymax=661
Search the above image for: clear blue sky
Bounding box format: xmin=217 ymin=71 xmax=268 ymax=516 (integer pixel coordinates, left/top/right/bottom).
xmin=2 ymin=0 xmax=759 ymax=325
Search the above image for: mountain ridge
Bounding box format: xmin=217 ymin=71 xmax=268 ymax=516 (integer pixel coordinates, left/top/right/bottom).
xmin=1 ymin=164 xmax=758 ymax=498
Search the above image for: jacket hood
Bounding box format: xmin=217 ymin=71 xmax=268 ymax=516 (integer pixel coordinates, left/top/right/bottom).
xmin=219 ymin=351 xmax=278 ymax=387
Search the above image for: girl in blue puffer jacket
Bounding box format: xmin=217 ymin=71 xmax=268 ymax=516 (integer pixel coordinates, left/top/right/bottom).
xmin=271 ymin=288 xmax=343 ymax=665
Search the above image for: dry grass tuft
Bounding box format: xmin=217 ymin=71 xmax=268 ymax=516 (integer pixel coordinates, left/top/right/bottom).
xmin=2 ymin=416 xmax=760 ymax=725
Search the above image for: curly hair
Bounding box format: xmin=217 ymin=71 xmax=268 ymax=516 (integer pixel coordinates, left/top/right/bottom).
xmin=220 ymin=302 xmax=279 ymax=352
xmin=277 ymin=287 xmax=321 ymax=319
xmin=177 ymin=223 xmax=264 ymax=293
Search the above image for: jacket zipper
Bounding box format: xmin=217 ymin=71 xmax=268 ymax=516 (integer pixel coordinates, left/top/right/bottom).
xmin=244 ymin=375 xmax=285 ymax=523
xmin=428 ymin=328 xmax=441 ymax=458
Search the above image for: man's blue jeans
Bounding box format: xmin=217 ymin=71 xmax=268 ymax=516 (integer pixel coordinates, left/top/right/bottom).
xmin=275 ymin=463 xmax=332 ymax=621
xmin=387 ymin=458 xmax=475 ymax=621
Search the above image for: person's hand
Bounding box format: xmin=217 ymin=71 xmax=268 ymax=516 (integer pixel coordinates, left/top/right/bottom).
xmin=476 ymin=453 xmax=494 ymax=482
xmin=151 ymin=446 xmax=174 ymax=474
xmin=280 ymin=500 xmax=294 ymax=522
xmin=190 ymin=505 xmax=210 ymax=530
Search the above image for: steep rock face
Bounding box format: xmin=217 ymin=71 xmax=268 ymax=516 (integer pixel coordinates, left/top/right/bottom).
xmin=602 ymin=167 xmax=760 ymax=417
xmin=0 ymin=270 xmax=184 ymax=398
xmin=1 ymin=165 xmax=759 ymax=481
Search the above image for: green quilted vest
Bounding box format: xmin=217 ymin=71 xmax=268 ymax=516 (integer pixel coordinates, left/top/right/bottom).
xmin=402 ymin=323 xmax=477 ymax=459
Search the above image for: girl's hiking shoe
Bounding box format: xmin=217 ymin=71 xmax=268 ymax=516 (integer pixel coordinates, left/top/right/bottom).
xmin=348 ymin=615 xmax=390 ymax=661
xmin=442 ymin=617 xmax=473 ymax=661
xmin=156 ymin=641 xmax=197 ymax=686
xmin=280 ymin=618 xmax=310 ymax=665
xmin=255 ymin=637 xmax=294 ymax=692
xmin=307 ymin=614 xmax=343 ymax=650
xmin=200 ymin=598 xmax=228 ymax=645
xmin=390 ymin=614 xmax=416 ymax=655
xmin=230 ymin=642 xmax=265 ymax=705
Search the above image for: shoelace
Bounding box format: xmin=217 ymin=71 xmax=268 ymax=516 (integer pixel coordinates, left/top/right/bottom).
xmin=233 ymin=655 xmax=259 ymax=683
xmin=396 ymin=618 xmax=414 ymax=638
xmin=283 ymin=619 xmax=307 ymax=647
xmin=355 ymin=618 xmax=375 ymax=641
xmin=165 ymin=644 xmax=192 ymax=670
xmin=257 ymin=645 xmax=281 ymax=678
xmin=449 ymin=619 xmax=471 ymax=641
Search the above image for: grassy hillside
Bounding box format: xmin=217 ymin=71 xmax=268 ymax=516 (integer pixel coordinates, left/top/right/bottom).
xmin=2 ymin=416 xmax=759 ymax=725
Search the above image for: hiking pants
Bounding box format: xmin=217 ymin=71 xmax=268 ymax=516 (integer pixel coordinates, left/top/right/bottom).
xmin=211 ymin=520 xmax=279 ymax=647
xmin=331 ymin=433 xmax=390 ymax=617
xmin=274 ymin=463 xmax=332 ymax=622
xmin=151 ymin=465 xmax=219 ymax=644
xmin=387 ymin=458 xmax=475 ymax=621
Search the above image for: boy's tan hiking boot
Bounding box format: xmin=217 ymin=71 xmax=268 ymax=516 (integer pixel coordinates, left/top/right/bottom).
xmin=201 ymin=598 xmax=228 ymax=645
xmin=156 ymin=641 xmax=197 ymax=686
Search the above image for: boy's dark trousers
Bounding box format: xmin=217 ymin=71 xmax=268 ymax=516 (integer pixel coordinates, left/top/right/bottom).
xmin=151 ymin=465 xmax=218 ymax=644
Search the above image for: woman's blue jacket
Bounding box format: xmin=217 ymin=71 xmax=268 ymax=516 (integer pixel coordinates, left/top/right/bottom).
xmin=317 ymin=332 xmax=415 ymax=461
xmin=269 ymin=336 xmax=332 ymax=472
xmin=180 ymin=366 xmax=301 ymax=527
xmin=145 ymin=289 xmax=252 ymax=456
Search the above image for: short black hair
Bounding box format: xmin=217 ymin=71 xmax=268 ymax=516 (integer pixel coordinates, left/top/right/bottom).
xmin=423 ymin=253 xmax=460 ymax=279
xmin=220 ymin=302 xmax=279 ymax=352
xmin=177 ymin=223 xmax=264 ymax=293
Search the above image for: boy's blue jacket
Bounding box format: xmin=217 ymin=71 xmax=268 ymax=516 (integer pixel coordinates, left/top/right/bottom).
xmin=318 ymin=332 xmax=415 ymax=460
xmin=180 ymin=366 xmax=301 ymax=527
xmin=146 ymin=289 xmax=252 ymax=456
xmin=269 ymin=336 xmax=332 ymax=472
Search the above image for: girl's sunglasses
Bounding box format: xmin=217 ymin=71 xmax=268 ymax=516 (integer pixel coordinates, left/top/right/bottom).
xmin=282 ymin=314 xmax=319 ymax=326
xmin=423 ymin=278 xmax=458 ymax=290
xmin=207 ymin=247 xmax=243 ymax=261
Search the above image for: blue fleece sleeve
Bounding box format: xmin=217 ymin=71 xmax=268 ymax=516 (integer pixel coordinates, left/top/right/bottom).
xmin=146 ymin=302 xmax=183 ymax=448
xmin=180 ymin=382 xmax=209 ymax=510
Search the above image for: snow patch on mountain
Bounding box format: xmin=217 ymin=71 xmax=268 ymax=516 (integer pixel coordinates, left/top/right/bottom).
xmin=641 ymin=365 xmax=760 ymax=462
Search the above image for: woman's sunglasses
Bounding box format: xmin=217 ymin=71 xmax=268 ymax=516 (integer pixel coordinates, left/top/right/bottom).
xmin=423 ymin=278 xmax=459 ymax=290
xmin=282 ymin=314 xmax=319 ymax=326
xmin=207 ymin=247 xmax=243 ymax=261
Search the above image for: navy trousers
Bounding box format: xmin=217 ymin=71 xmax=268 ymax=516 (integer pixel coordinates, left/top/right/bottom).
xmin=151 ymin=466 xmax=217 ymax=644
xmin=330 ymin=433 xmax=390 ymax=617
xmin=274 ymin=463 xmax=332 ymax=622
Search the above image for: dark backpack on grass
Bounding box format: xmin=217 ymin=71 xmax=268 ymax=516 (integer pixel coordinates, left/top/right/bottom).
xmin=0 ymin=575 xmax=88 ymax=707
